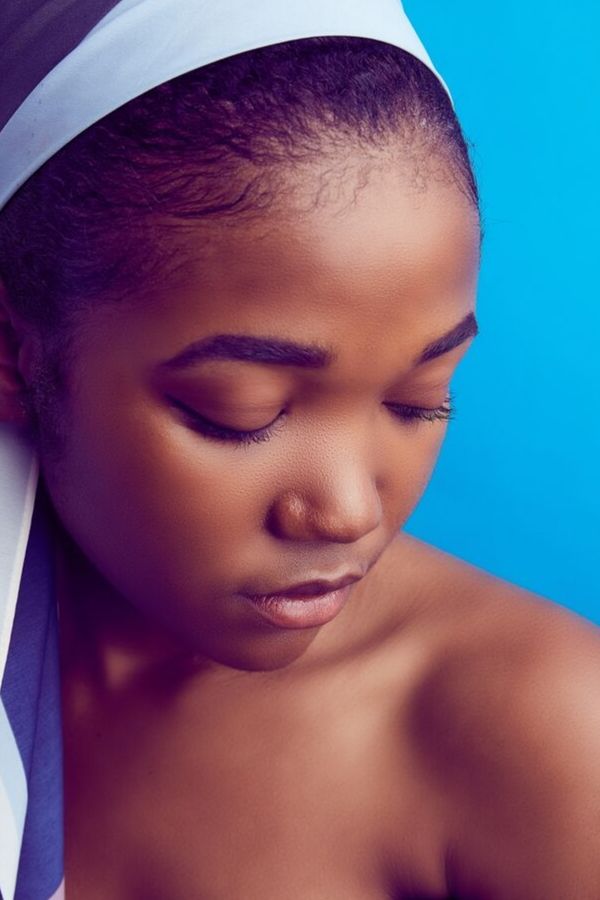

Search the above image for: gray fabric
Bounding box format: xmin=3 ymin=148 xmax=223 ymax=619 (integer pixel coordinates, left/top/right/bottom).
xmin=0 ymin=0 xmax=122 ymax=127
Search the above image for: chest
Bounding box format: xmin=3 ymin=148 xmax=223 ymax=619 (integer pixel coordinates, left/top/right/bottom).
xmin=61 ymin=671 xmax=447 ymax=899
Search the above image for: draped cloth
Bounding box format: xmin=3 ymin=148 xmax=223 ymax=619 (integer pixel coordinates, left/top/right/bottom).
xmin=1 ymin=478 xmax=63 ymax=900
xmin=0 ymin=3 xmax=450 ymax=897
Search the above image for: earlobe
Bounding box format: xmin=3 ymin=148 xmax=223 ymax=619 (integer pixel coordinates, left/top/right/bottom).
xmin=0 ymin=280 xmax=34 ymax=427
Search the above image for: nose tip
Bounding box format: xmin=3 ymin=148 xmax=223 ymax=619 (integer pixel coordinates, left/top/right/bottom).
xmin=267 ymin=486 xmax=382 ymax=543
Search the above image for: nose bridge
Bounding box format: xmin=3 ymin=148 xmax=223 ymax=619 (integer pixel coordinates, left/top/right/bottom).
xmin=268 ymin=427 xmax=384 ymax=543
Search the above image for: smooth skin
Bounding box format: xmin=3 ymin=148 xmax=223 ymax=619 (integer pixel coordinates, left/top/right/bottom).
xmin=1 ymin=150 xmax=600 ymax=899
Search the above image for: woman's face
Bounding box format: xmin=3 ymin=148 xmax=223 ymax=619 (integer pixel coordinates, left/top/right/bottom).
xmin=40 ymin=154 xmax=480 ymax=673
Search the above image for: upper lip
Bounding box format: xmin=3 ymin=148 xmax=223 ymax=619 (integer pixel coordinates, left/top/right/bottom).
xmin=243 ymin=572 xmax=364 ymax=599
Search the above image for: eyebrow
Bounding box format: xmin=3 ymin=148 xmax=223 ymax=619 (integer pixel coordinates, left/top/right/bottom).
xmin=159 ymin=311 xmax=479 ymax=372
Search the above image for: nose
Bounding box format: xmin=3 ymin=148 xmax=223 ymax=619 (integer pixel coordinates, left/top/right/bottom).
xmin=267 ymin=462 xmax=383 ymax=543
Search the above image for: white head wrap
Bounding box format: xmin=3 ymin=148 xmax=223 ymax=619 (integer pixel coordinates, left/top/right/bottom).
xmin=0 ymin=0 xmax=450 ymax=688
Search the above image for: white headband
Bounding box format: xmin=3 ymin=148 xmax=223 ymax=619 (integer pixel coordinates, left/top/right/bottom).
xmin=0 ymin=0 xmax=451 ymax=691
xmin=0 ymin=0 xmax=451 ymax=213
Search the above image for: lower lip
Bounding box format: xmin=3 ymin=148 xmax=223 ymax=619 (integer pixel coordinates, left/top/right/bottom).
xmin=242 ymin=584 xmax=354 ymax=629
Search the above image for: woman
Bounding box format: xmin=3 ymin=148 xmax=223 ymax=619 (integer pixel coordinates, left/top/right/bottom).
xmin=1 ymin=2 xmax=599 ymax=899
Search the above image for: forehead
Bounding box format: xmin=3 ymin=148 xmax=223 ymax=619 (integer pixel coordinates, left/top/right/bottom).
xmin=155 ymin=159 xmax=479 ymax=319
xmin=77 ymin=159 xmax=480 ymax=377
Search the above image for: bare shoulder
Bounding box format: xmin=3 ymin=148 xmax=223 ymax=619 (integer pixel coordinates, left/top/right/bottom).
xmin=400 ymin=534 xmax=600 ymax=899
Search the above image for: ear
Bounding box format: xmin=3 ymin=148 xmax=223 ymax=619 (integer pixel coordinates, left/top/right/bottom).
xmin=0 ymin=278 xmax=37 ymax=427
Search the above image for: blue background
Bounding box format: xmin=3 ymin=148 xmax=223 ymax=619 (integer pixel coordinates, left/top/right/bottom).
xmin=403 ymin=1 xmax=599 ymax=623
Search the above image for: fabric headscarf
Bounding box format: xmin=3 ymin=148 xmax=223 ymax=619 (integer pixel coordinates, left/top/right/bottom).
xmin=0 ymin=3 xmax=451 ymax=898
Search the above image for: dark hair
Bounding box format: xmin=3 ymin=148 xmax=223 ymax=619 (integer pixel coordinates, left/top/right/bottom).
xmin=0 ymin=36 xmax=479 ymax=443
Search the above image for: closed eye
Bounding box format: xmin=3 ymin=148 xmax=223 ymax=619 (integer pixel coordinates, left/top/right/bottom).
xmin=168 ymin=391 xmax=455 ymax=448
xmin=385 ymin=393 xmax=455 ymax=425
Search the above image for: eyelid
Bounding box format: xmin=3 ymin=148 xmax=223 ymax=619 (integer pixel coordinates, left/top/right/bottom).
xmin=167 ymin=396 xmax=283 ymax=442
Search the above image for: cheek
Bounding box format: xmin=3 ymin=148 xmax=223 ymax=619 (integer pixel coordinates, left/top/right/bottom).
xmin=387 ymin=426 xmax=447 ymax=525
xmin=41 ymin=400 xmax=267 ymax=607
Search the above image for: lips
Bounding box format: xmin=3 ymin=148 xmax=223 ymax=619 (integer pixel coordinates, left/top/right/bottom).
xmin=242 ymin=572 xmax=363 ymax=601
xmin=242 ymin=583 xmax=357 ymax=629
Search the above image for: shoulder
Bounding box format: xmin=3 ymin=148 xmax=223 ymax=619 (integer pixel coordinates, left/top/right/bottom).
xmin=403 ymin=536 xmax=600 ymax=898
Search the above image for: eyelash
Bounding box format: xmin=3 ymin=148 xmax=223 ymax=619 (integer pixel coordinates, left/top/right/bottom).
xmin=170 ymin=391 xmax=456 ymax=448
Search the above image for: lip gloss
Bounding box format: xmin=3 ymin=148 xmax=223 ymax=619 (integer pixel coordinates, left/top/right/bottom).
xmin=242 ymin=583 xmax=354 ymax=629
